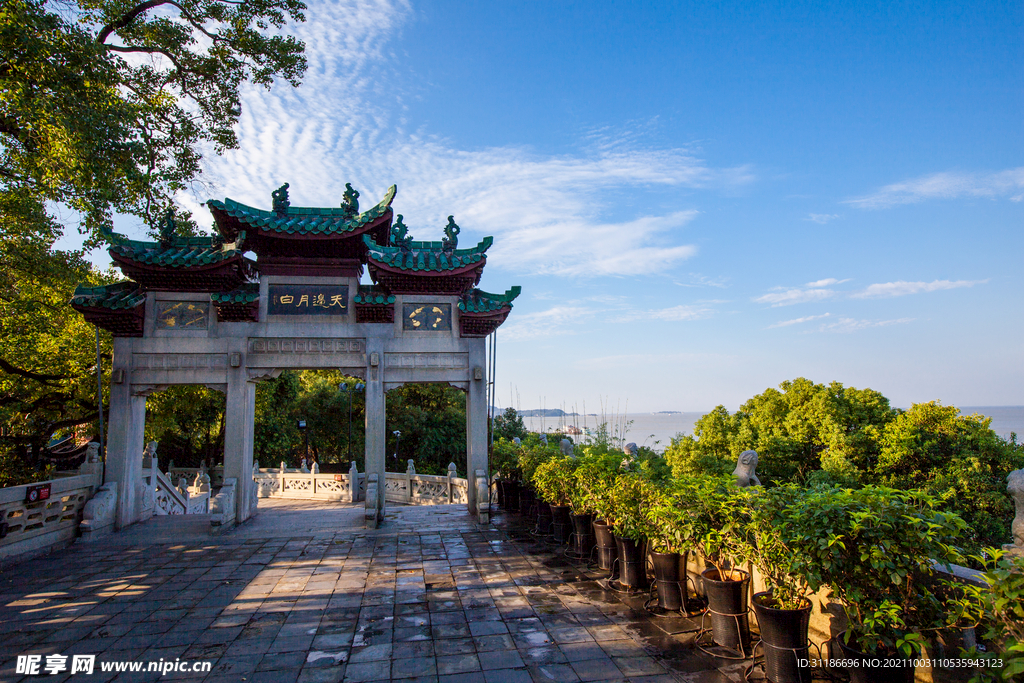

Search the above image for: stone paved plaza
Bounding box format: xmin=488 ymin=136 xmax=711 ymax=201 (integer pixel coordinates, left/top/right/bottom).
xmin=0 ymin=500 xmax=742 ymax=683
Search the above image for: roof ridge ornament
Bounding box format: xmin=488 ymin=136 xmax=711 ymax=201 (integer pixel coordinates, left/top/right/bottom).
xmin=158 ymin=209 xmax=177 ymax=246
xmin=341 ymin=183 xmax=360 ymax=219
xmin=271 ymin=183 xmax=290 ymax=214
xmin=391 ymin=215 xmax=413 ymax=251
xmin=442 ymin=216 xmax=460 ymax=251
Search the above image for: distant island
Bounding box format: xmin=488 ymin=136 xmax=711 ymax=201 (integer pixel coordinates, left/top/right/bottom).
xmin=654 ymin=411 xmax=682 ymax=414
xmin=518 ymin=408 xmax=573 ymax=417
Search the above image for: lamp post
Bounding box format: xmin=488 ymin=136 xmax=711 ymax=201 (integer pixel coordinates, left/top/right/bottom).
xmin=297 ymin=419 xmax=307 ymax=467
xmin=393 ymin=430 xmax=401 ymax=466
xmin=339 ymin=382 xmax=365 ymax=465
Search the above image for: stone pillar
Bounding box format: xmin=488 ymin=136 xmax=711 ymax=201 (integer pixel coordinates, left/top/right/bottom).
xmin=364 ymin=340 xmax=385 ymax=527
xmin=223 ymin=363 xmax=257 ymax=525
xmin=466 ymin=338 xmax=488 ymax=519
xmin=104 ymin=338 xmax=147 ymax=529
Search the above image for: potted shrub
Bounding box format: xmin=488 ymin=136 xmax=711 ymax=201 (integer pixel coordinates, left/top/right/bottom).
xmin=780 ymin=485 xmax=968 ymax=683
xmin=605 ymin=472 xmax=657 ymax=591
xmin=491 ymin=437 xmax=522 ymax=511
xmin=955 ymin=548 xmax=1024 ymax=682
xmin=518 ymin=439 xmax=553 ymax=527
xmin=572 ymin=450 xmax=623 ymax=569
xmin=747 ymin=484 xmax=814 ymax=683
xmin=659 ymin=474 xmax=755 ymax=653
xmin=532 ymin=455 xmax=578 ymax=544
xmin=642 ymin=481 xmax=691 ymax=613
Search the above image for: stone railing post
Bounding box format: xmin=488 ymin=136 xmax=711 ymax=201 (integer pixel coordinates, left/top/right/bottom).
xmin=279 ymin=461 xmax=286 ymax=494
xmin=475 ymin=469 xmax=489 ymax=524
xmin=80 ymin=482 xmax=117 ymax=541
xmin=349 ymin=461 xmax=359 ymax=503
xmin=311 ymin=461 xmax=318 ymax=494
xmin=365 ymin=473 xmax=380 ymax=528
xmin=405 ymin=459 xmax=415 ymax=503
xmin=447 ymin=462 xmax=457 ymax=504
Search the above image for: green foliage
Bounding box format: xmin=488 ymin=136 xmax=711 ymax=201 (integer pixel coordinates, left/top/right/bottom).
xmin=491 ymin=438 xmax=523 ymax=480
xmin=0 ymin=0 xmax=307 ymax=479
xmin=569 ymin=448 xmax=623 ymax=517
xmin=746 ymin=484 xmax=812 ymax=609
xmin=777 ymin=484 xmax=967 ymax=656
xmin=958 ymin=550 xmax=1024 ymax=682
xmin=493 ymin=407 xmax=527 ymax=442
xmin=517 ymin=436 xmax=556 ymax=485
xmin=651 ymin=474 xmax=754 ymax=576
xmin=0 ymin=451 xmax=54 ymax=488
xmin=146 ymin=385 xmax=225 ymax=468
xmin=605 ymin=472 xmax=658 ymax=543
xmin=385 ymin=384 xmax=466 ymax=475
xmin=2 ymin=0 xmax=306 ymax=242
xmin=876 ymin=402 xmax=1024 ymax=553
xmin=667 ymin=379 xmax=1020 ymax=555
xmin=531 ymin=455 xmax=577 ymax=506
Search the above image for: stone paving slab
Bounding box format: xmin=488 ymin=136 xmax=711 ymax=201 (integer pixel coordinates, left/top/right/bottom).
xmin=0 ymin=500 xmax=744 ymax=683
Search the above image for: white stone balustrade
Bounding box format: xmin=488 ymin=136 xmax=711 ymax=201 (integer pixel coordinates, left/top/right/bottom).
xmin=0 ymin=457 xmax=103 ymax=564
xmin=252 ymin=460 xmax=469 ymax=506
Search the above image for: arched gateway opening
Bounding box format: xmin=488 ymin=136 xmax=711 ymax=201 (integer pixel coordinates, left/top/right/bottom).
xmin=70 ymin=183 xmax=520 ymax=530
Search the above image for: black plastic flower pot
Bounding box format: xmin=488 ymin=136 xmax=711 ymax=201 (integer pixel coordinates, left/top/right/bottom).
xmin=498 ymin=479 xmax=519 ymax=512
xmin=550 ymin=504 xmax=572 ymax=544
xmin=570 ymin=512 xmax=596 ymax=557
xmin=650 ymin=551 xmax=686 ymax=612
xmin=535 ymin=500 xmax=553 ymax=535
xmin=752 ymin=592 xmax=811 ymax=683
xmin=593 ymin=519 xmax=617 ymax=574
xmin=518 ymin=486 xmax=535 ymax=517
xmin=835 ymin=631 xmax=915 ymax=683
xmin=701 ymin=568 xmax=751 ymax=652
xmin=614 ymin=535 xmax=650 ymax=590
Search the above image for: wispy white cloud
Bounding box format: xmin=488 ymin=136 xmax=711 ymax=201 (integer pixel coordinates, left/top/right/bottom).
xmin=767 ymin=313 xmax=831 ymax=329
xmin=845 ymin=168 xmax=1024 ymax=209
xmin=753 ymin=278 xmax=848 ymax=307
xmin=575 ymin=351 xmax=734 ymax=370
xmin=628 ymin=304 xmax=715 ymax=322
xmin=498 ymin=305 xmax=595 ymax=341
xmin=817 ymin=317 xmax=914 ymax=333
xmin=674 ymin=273 xmax=729 ymax=288
xmin=851 ymin=279 xmax=987 ymax=299
xmin=806 ymin=213 xmax=839 ymax=224
xmin=179 ymin=0 xmax=753 ymax=278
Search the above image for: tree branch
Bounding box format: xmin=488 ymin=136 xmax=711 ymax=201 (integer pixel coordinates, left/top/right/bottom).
xmin=96 ymin=0 xmax=174 ymax=44
xmin=0 ymin=358 xmax=67 ymax=384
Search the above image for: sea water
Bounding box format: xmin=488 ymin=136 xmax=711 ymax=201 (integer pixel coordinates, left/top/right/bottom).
xmin=522 ymin=406 xmax=1024 ymax=454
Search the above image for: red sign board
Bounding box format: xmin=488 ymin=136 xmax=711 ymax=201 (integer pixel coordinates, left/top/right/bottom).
xmin=334 ymin=474 xmax=343 ymax=482
xmin=25 ymin=483 xmax=51 ymax=504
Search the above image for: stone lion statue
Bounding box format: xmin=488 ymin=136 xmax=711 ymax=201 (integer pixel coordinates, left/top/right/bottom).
xmin=733 ymin=450 xmax=761 ymax=487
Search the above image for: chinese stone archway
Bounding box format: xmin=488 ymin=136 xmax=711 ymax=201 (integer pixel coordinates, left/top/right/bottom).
xmin=71 ymin=183 xmax=520 ymax=530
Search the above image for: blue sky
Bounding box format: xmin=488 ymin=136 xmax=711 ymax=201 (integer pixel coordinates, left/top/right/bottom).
xmin=94 ymin=0 xmax=1023 ymax=411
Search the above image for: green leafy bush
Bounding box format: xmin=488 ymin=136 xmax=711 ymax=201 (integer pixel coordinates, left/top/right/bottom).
xmin=531 ymin=455 xmax=577 ymax=506
xmin=605 ymin=472 xmax=657 ymax=542
xmin=778 ymin=485 xmax=967 ymax=656
xmin=957 ymin=550 xmax=1024 ymax=682
xmin=569 ymin=449 xmax=622 ymax=517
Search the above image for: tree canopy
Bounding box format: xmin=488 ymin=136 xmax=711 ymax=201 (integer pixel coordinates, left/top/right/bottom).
xmin=0 ymin=0 xmax=307 ymax=475
xmin=665 ymin=378 xmax=1024 ymax=552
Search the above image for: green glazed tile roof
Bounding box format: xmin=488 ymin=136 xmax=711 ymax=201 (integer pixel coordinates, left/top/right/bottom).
xmin=363 ymin=235 xmax=493 ymax=272
xmin=354 ymin=285 xmax=396 ymax=305
xmin=71 ymin=282 xmax=146 ymax=310
xmin=459 ymin=286 xmax=522 ymax=313
xmin=211 ymin=283 xmax=259 ymax=304
xmin=105 ymin=226 xmax=248 ymax=269
xmin=207 ymin=185 xmax=396 ymax=236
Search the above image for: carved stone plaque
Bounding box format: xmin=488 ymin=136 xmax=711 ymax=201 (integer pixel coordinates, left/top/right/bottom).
xmin=403 ymin=303 xmax=451 ymax=331
xmin=155 ymin=301 xmax=209 ymax=329
xmin=268 ymin=284 xmax=347 ymax=316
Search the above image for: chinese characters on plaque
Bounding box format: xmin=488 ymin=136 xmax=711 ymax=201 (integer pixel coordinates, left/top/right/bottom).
xmin=403 ymin=303 xmax=451 ymax=331
xmin=155 ymin=301 xmax=209 ymax=329
xmin=268 ymin=285 xmax=348 ymax=316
